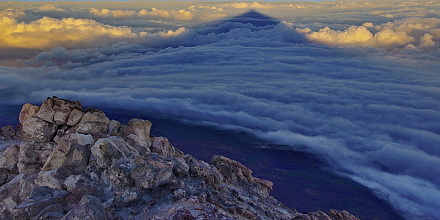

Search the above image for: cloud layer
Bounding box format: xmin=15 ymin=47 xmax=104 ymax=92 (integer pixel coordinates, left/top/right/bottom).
xmin=1 ymin=1 xmax=440 ymax=220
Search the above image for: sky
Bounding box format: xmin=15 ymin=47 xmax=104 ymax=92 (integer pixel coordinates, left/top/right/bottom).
xmin=1 ymin=1 xmax=440 ymax=219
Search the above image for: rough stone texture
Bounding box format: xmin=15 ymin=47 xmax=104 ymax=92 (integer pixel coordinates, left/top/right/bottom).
xmin=36 ymin=98 xmax=56 ymax=123
xmin=0 ymin=144 xmax=19 ymax=173
xmin=91 ymin=136 xmax=138 ymax=168
xmin=42 ymin=133 xmax=94 ymax=174
xmin=35 ymin=167 xmax=73 ymax=189
xmin=150 ymin=136 xmax=184 ymax=158
xmin=0 ymin=98 xmax=361 ymax=220
xmin=12 ymin=186 xmax=69 ymax=219
xmin=1 ymin=126 xmax=16 ymax=140
xmin=75 ymin=108 xmax=110 ymax=136
xmin=21 ymin=117 xmax=56 ymax=143
xmin=52 ymin=97 xmax=82 ymax=126
xmin=61 ymin=195 xmax=111 ymax=220
xmin=19 ymin=103 xmax=40 ymax=125
xmin=67 ymin=109 xmax=84 ymax=126
xmin=131 ymin=154 xmax=174 ymax=190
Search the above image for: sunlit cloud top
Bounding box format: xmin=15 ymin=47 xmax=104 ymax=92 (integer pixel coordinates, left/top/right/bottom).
xmin=0 ymin=0 xmax=439 ymax=54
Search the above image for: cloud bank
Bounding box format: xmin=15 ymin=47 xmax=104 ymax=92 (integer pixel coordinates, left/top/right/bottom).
xmin=1 ymin=1 xmax=440 ymax=220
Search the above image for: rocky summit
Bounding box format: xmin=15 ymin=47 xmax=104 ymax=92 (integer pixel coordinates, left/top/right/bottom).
xmin=0 ymin=97 xmax=360 ymax=220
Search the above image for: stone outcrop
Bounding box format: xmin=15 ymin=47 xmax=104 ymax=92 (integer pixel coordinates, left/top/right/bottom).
xmin=0 ymin=97 xmax=360 ymax=220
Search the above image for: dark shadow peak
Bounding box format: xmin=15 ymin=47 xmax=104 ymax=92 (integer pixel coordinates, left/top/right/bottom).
xmin=225 ymin=10 xmax=280 ymax=27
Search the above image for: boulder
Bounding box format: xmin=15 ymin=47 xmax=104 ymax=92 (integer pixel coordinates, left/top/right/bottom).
xmin=67 ymin=109 xmax=84 ymax=126
xmin=61 ymin=195 xmax=111 ymax=220
xmin=20 ymin=117 xmax=56 ymax=143
xmin=35 ymin=166 xmax=74 ymax=189
xmin=150 ymin=137 xmax=184 ymax=158
xmin=19 ymin=103 xmax=40 ymax=125
xmin=42 ymin=133 xmax=94 ymax=174
xmin=18 ymin=142 xmax=41 ymax=175
xmin=131 ymin=154 xmax=174 ymax=190
xmin=1 ymin=126 xmax=16 ymax=140
xmin=52 ymin=97 xmax=82 ymax=126
xmin=122 ymin=118 xmax=153 ymax=154
xmin=12 ymin=186 xmax=69 ymax=219
xmin=36 ymin=98 xmax=56 ymax=123
xmin=0 ymin=144 xmax=19 ymax=173
xmin=91 ymin=136 xmax=139 ymax=169
xmin=75 ymin=108 xmax=110 ymax=136
xmin=187 ymin=155 xmax=223 ymax=186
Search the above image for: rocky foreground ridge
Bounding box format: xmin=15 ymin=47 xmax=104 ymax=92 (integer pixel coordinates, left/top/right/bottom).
xmin=0 ymin=97 xmax=360 ymax=220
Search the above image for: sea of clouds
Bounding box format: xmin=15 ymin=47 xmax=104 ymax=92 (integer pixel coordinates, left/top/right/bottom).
xmin=1 ymin=1 xmax=440 ymax=219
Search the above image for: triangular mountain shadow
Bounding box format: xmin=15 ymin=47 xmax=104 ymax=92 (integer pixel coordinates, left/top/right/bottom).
xmin=196 ymin=10 xmax=282 ymax=34
xmin=225 ymin=10 xmax=280 ymax=27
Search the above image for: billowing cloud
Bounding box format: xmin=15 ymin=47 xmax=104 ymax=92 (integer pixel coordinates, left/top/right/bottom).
xmin=303 ymin=17 xmax=440 ymax=50
xmin=0 ymin=15 xmax=142 ymax=49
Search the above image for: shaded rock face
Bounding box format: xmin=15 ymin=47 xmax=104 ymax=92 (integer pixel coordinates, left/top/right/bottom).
xmin=0 ymin=97 xmax=360 ymax=220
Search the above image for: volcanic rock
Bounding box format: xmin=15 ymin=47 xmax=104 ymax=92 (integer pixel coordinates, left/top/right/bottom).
xmin=0 ymin=97 xmax=361 ymax=220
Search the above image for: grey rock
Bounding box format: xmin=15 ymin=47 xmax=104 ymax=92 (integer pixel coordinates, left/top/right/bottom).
xmin=67 ymin=109 xmax=84 ymax=126
xmin=42 ymin=133 xmax=94 ymax=174
xmin=21 ymin=117 xmax=56 ymax=143
xmin=12 ymin=186 xmax=69 ymax=220
xmin=31 ymin=203 xmax=64 ymax=220
xmin=35 ymin=166 xmax=74 ymax=189
xmin=150 ymin=137 xmax=183 ymax=158
xmin=52 ymin=97 xmax=82 ymax=126
xmin=131 ymin=154 xmax=174 ymax=190
xmin=61 ymin=195 xmax=111 ymax=220
xmin=0 ymin=144 xmax=19 ymax=173
xmin=75 ymin=108 xmax=110 ymax=136
xmin=36 ymin=97 xmax=56 ymax=123
xmin=1 ymin=125 xmax=16 ymax=139
xmin=91 ymin=136 xmax=138 ymax=169
xmin=19 ymin=103 xmax=40 ymax=125
xmin=18 ymin=142 xmax=41 ymax=175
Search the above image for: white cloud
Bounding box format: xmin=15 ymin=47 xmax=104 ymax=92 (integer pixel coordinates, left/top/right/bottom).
xmin=0 ymin=15 xmax=142 ymax=49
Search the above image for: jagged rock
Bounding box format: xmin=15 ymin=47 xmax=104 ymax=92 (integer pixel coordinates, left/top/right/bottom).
xmin=31 ymin=204 xmax=64 ymax=220
xmin=21 ymin=117 xmax=56 ymax=142
xmin=61 ymin=195 xmax=111 ymax=220
xmin=52 ymin=97 xmax=82 ymax=126
xmin=131 ymin=154 xmax=174 ymax=190
xmin=104 ymin=164 xmax=135 ymax=190
xmin=18 ymin=142 xmax=41 ymax=175
xmin=122 ymin=118 xmax=153 ymax=154
xmin=19 ymin=103 xmax=40 ymax=125
xmin=0 ymin=168 xmax=8 ymax=185
xmin=108 ymin=120 xmax=122 ymax=135
xmin=0 ymin=98 xmax=362 ymax=220
xmin=1 ymin=125 xmax=16 ymax=140
xmin=0 ymin=173 xmax=26 ymax=216
xmin=150 ymin=136 xmax=184 ymax=158
xmin=0 ymin=144 xmax=19 ymax=173
xmin=75 ymin=108 xmax=110 ymax=136
xmin=36 ymin=97 xmax=56 ymax=123
xmin=329 ymin=210 xmax=361 ymax=220
xmin=35 ymin=166 xmax=74 ymax=189
xmin=114 ymin=189 xmax=141 ymax=207
xmin=187 ymin=155 xmax=223 ymax=186
xmin=12 ymin=186 xmax=69 ymax=219
xmin=122 ymin=118 xmax=152 ymax=139
xmin=172 ymin=157 xmax=190 ymax=177
xmin=42 ymin=133 xmax=94 ymax=174
xmin=91 ymin=136 xmax=139 ymax=168
xmin=67 ymin=109 xmax=84 ymax=126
